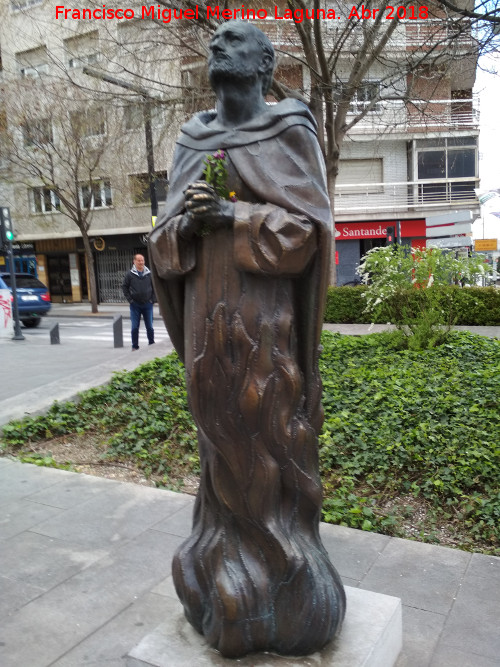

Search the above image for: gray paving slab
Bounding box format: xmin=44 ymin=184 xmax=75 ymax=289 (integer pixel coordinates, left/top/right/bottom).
xmin=0 ymin=575 xmax=45 ymax=622
xmin=319 ymin=522 xmax=391 ymax=583
xmin=0 ymin=498 xmax=64 ymax=540
xmin=151 ymin=574 xmax=177 ymax=600
xmin=0 ymin=531 xmax=108 ymax=590
xmin=26 ymin=472 xmax=121 ymax=509
xmin=468 ymin=551 xmax=500 ymax=582
xmin=0 ymin=529 xmax=185 ymax=667
xmin=30 ymin=483 xmax=192 ymax=548
xmin=51 ymin=592 xmax=174 ymax=667
xmin=360 ymin=536 xmax=472 ymax=614
xmin=438 ymin=573 xmax=500 ymax=661
xmin=430 ymin=645 xmax=500 ymax=667
xmin=0 ymin=462 xmax=76 ymax=506
xmin=0 ymin=338 xmax=173 ymax=425
xmin=148 ymin=498 xmax=195 ymax=539
xmin=395 ymin=606 xmax=446 ymax=667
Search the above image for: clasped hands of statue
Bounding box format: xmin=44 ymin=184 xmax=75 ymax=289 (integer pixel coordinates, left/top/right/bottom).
xmin=179 ymin=181 xmax=234 ymax=240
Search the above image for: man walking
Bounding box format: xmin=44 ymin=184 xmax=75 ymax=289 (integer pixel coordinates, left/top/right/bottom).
xmin=122 ymin=253 xmax=155 ymax=350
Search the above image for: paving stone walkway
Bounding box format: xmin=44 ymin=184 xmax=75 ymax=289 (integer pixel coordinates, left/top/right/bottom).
xmin=1 ymin=459 xmax=499 ymax=666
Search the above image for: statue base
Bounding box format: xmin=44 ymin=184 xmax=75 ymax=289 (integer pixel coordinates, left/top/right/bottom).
xmin=127 ymin=586 xmax=402 ymax=666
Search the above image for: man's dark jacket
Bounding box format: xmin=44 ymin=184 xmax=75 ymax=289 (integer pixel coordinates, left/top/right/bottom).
xmin=122 ymin=266 xmax=155 ymax=304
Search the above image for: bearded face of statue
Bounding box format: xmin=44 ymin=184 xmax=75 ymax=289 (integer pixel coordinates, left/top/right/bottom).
xmin=208 ymin=22 xmax=271 ymax=90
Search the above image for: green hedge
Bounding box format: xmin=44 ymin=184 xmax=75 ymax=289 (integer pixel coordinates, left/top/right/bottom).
xmin=325 ymin=286 xmax=500 ymax=326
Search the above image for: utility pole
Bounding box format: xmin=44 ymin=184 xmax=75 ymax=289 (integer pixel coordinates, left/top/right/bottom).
xmin=83 ymin=67 xmax=162 ymax=226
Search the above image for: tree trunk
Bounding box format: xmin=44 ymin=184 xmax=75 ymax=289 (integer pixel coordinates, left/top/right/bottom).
xmin=327 ymin=174 xmax=337 ymax=287
xmin=81 ymin=228 xmax=98 ymax=313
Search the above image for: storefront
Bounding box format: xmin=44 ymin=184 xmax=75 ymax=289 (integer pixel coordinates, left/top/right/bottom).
xmin=335 ymin=219 xmax=427 ymax=285
xmin=3 ymin=233 xmax=150 ymax=304
xmin=0 ymin=243 xmax=37 ymax=275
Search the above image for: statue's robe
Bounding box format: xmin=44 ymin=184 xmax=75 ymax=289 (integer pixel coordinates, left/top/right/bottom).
xmin=149 ymin=99 xmax=345 ymax=658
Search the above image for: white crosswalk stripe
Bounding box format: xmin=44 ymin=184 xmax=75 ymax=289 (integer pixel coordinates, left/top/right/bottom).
xmin=19 ymin=318 xmax=171 ymax=344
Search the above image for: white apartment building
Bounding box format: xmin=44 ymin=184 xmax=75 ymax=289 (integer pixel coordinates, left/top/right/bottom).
xmin=0 ymin=1 xmax=480 ymax=299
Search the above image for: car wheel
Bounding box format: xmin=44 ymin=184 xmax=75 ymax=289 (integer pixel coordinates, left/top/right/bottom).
xmin=21 ymin=318 xmax=41 ymax=328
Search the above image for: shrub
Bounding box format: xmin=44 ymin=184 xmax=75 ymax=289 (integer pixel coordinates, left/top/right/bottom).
xmin=324 ymin=285 xmax=500 ymax=326
xmin=324 ymin=286 xmax=370 ymax=323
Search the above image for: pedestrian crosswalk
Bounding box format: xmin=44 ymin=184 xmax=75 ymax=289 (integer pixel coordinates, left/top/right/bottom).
xmin=23 ymin=318 xmax=171 ymax=344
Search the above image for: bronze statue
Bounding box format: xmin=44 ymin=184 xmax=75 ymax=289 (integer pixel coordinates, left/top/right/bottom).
xmin=149 ymin=20 xmax=345 ymax=659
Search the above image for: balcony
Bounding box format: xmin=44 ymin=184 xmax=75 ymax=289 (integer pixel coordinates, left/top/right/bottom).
xmin=344 ymin=97 xmax=479 ymax=136
xmin=251 ymin=17 xmax=476 ymax=53
xmin=404 ymin=19 xmax=476 ymax=52
xmin=334 ymin=177 xmax=480 ymax=216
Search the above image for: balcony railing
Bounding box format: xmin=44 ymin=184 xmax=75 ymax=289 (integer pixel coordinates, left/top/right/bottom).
xmin=344 ymin=98 xmax=479 ymax=135
xmin=334 ymin=177 xmax=479 ymax=214
xmin=252 ymin=17 xmax=475 ymax=52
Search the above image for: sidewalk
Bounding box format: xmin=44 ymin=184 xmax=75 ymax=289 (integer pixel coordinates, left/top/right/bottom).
xmin=0 ymin=458 xmax=499 ymax=666
xmin=0 ymin=304 xmax=172 ymax=426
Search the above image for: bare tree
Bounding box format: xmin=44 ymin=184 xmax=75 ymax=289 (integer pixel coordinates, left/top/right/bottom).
xmin=0 ymin=79 xmax=122 ymax=312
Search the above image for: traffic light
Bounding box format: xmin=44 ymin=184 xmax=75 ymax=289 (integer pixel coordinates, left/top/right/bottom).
xmin=0 ymin=207 xmax=14 ymax=245
xmin=385 ymin=225 xmax=395 ymax=246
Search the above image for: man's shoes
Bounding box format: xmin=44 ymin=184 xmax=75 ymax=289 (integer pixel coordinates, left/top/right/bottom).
xmin=132 ymin=346 xmax=139 ymax=351
xmin=148 ymin=341 xmax=155 ymax=345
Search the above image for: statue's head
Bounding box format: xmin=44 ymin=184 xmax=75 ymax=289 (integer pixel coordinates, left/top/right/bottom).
xmin=208 ymin=21 xmax=275 ymax=95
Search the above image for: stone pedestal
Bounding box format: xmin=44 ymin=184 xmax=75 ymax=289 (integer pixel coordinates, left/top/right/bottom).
xmin=127 ymin=586 xmax=402 ymax=667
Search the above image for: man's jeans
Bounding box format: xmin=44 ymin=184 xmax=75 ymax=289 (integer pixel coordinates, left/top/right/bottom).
xmin=130 ymin=302 xmax=154 ymax=348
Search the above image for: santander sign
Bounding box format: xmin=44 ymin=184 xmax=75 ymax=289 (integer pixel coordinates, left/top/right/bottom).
xmin=335 ymin=224 xmax=388 ymax=240
xmin=335 ymin=220 xmax=426 ymax=240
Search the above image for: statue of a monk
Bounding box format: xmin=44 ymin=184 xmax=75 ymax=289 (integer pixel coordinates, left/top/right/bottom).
xmin=149 ymin=20 xmax=345 ymax=659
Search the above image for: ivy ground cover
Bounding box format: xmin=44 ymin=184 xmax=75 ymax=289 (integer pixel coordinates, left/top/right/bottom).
xmin=1 ymin=330 xmax=499 ymax=554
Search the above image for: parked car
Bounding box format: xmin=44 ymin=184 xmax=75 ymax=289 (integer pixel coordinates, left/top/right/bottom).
xmin=0 ymin=272 xmax=51 ymax=327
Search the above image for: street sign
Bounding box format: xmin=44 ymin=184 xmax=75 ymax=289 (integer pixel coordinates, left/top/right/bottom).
xmin=474 ymin=239 xmax=498 ymax=251
xmin=427 ymin=237 xmax=473 ymax=249
xmin=426 ymin=210 xmax=474 ymax=226
xmin=426 ymin=222 xmax=472 ymax=238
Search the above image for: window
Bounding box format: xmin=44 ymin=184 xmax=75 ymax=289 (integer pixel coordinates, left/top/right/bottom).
xmin=68 ymin=53 xmax=100 ymax=69
xmin=117 ymin=19 xmax=158 ymax=52
xmin=20 ymin=64 xmax=49 ymax=78
xmin=416 ymin=137 xmax=477 ymax=202
xmin=80 ymin=180 xmax=112 ymax=209
xmin=417 ymin=137 xmax=477 ymax=180
xmin=181 ymin=64 xmax=215 ymax=113
xmin=22 ymin=118 xmax=53 ymax=147
xmin=334 ymin=81 xmax=381 ymax=114
xmin=123 ymin=103 xmax=163 ymax=131
xmin=32 ymin=187 xmax=61 ymax=214
xmin=64 ymin=31 xmax=100 ymax=70
xmin=70 ymin=107 xmax=106 ymax=138
xmin=11 ymin=0 xmax=43 ymax=9
xmin=129 ymin=172 xmax=168 ymax=204
xmin=337 ymin=159 xmax=383 ymax=193
xmin=17 ymin=46 xmax=49 ymax=78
